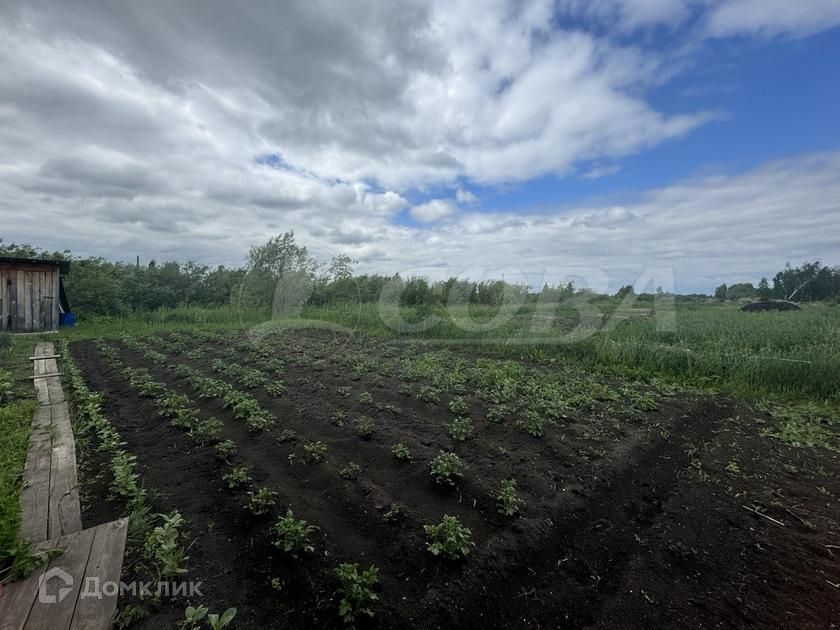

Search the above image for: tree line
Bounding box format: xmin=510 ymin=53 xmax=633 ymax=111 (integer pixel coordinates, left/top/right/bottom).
xmin=1 ymin=236 xmax=836 ymax=317
xmin=714 ymin=261 xmax=840 ymax=302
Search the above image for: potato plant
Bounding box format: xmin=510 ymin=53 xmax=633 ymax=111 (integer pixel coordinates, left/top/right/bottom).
xmin=248 ymin=487 xmax=277 ymax=515
xmin=391 ymin=442 xmax=412 ymax=462
xmin=303 ymin=440 xmax=328 ymax=463
xmin=496 ymin=479 xmax=525 ymax=516
xmin=449 ymin=416 xmax=473 ymax=442
xmin=424 ymin=515 xmax=474 ymax=560
xmin=354 ymin=416 xmax=375 ymax=439
xmin=223 ymin=465 xmax=251 ymax=489
xmin=272 ymin=509 xmax=315 ymax=558
xmin=429 ymin=452 xmax=464 ymax=486
xmin=334 ymin=563 xmax=380 ymax=623
xmin=339 ymin=462 xmax=362 ymax=480
xmin=144 ymin=511 xmax=189 ymax=578
xmin=448 ymin=396 xmax=469 ymax=416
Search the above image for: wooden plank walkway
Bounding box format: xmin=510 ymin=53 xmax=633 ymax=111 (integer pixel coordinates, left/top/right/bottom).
xmin=0 ymin=519 xmax=128 ymax=630
xmin=20 ymin=342 xmax=81 ymax=541
xmin=0 ymin=342 xmax=129 ymax=630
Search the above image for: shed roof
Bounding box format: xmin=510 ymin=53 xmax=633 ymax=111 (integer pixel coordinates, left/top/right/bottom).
xmin=0 ymin=256 xmax=71 ymax=274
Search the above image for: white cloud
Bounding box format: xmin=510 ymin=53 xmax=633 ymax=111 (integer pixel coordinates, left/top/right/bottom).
xmin=410 ymin=199 xmax=456 ymax=223
xmin=704 ymin=0 xmax=840 ymax=38
xmin=455 ymin=189 xmax=478 ymax=205
xmin=0 ymin=1 xmax=837 ymax=293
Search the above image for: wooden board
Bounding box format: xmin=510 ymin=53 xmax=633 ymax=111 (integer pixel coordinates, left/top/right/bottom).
xmin=0 ymin=519 xmax=129 ymax=630
xmin=20 ymin=342 xmax=81 ymax=542
xmin=48 ymin=404 xmax=82 ymax=539
xmin=68 ymin=519 xmax=129 ymax=630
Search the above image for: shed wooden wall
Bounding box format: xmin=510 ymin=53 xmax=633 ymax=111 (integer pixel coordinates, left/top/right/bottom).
xmin=0 ymin=264 xmax=60 ymax=332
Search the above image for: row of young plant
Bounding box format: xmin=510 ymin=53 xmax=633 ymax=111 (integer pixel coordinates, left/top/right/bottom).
xmin=62 ymin=341 xmax=237 ymax=628
xmin=97 ymin=339 xmax=386 ymax=624
xmin=403 ymin=349 xmax=662 ymax=439
xmin=107 ymin=337 xmax=535 ymax=622
xmin=162 ymin=332 xmax=532 ymax=527
xmin=144 ymin=331 xmax=288 ymax=399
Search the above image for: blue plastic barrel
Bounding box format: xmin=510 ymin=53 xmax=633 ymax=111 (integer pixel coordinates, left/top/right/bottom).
xmin=59 ymin=312 xmax=76 ymax=327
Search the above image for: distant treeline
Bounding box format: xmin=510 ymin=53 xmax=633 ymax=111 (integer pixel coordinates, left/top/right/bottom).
xmin=714 ymin=261 xmax=840 ymax=303
xmin=1 ymin=235 xmax=836 ymax=316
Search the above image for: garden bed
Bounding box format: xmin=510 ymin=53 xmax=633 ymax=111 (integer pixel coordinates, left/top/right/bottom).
xmin=70 ymin=328 xmax=840 ymax=628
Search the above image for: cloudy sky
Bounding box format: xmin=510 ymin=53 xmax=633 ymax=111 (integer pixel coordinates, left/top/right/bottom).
xmin=1 ymin=0 xmax=839 ymax=293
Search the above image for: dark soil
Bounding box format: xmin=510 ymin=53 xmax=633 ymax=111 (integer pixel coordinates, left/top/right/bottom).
xmin=70 ymin=330 xmax=840 ymax=629
xmin=740 ymin=301 xmax=801 ymax=312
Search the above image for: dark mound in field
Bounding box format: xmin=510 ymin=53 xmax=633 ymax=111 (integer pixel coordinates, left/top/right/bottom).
xmin=741 ymin=300 xmax=801 ymax=312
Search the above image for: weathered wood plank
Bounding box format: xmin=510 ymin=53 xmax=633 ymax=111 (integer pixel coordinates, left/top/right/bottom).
xmin=10 ymin=270 xmax=19 ymax=332
xmin=68 ymin=519 xmax=129 ymax=630
xmin=48 ymin=403 xmax=82 ymax=538
xmin=23 ymin=271 xmax=33 ymax=333
xmin=32 ymin=344 xmax=52 ymax=403
xmin=0 ymin=538 xmax=56 ymax=630
xmin=53 ymin=269 xmax=60 ymax=331
xmin=24 ymin=527 xmax=95 ymax=630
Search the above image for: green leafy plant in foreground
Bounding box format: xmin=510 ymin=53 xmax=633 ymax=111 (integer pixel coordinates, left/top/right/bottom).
xmin=207 ymin=608 xmax=237 ymax=630
xmin=429 ymin=452 xmax=464 ymax=486
xmin=496 ymin=478 xmax=525 ymax=516
xmin=178 ymin=605 xmax=207 ymax=630
xmin=144 ymin=511 xmax=188 ymax=578
xmin=272 ymin=509 xmax=316 ymax=558
xmin=180 ymin=606 xmax=237 ymax=630
xmin=334 ymin=563 xmax=379 ymax=623
xmin=424 ymin=515 xmax=474 ymax=560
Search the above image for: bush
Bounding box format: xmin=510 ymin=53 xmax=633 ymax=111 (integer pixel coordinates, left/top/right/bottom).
xmin=334 ymin=563 xmax=379 ymax=623
xmin=424 ymin=515 xmax=474 ymax=560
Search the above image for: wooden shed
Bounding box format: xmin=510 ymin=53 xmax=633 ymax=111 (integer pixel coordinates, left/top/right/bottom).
xmin=0 ymin=257 xmax=71 ymax=333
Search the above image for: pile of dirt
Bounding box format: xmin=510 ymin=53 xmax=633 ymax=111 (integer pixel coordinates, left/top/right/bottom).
xmin=740 ymin=300 xmax=801 ymax=312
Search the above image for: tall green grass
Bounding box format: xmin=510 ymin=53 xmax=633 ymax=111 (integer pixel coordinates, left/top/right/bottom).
xmin=300 ymin=302 xmax=840 ymax=403
xmin=0 ymin=336 xmax=39 ymax=582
